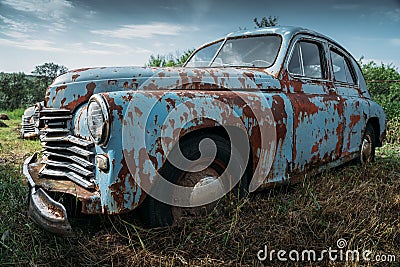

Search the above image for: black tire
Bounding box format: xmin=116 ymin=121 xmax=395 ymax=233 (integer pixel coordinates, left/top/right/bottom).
xmin=140 ymin=133 xmax=249 ymax=227
xmin=360 ymin=123 xmax=376 ymax=164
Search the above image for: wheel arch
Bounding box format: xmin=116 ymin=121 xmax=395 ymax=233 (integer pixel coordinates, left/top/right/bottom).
xmin=367 ymin=117 xmax=382 ymax=147
xmin=176 ymin=125 xmax=254 ymax=188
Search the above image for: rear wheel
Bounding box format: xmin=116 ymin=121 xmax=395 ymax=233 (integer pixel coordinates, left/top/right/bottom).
xmin=360 ymin=123 xmax=376 ymax=164
xmin=140 ymin=133 xmax=249 ymax=227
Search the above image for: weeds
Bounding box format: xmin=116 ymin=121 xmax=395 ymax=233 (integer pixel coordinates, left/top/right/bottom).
xmin=386 ymin=116 xmax=400 ymax=145
xmin=0 ymin=109 xmax=25 ymax=120
xmin=0 ymin=116 xmax=399 ymax=266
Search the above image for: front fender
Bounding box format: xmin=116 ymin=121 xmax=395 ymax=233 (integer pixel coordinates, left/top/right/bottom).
xmin=95 ymin=90 xmax=283 ymax=213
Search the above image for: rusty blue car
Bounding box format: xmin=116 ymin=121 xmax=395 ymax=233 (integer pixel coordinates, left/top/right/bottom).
xmin=23 ymin=26 xmax=386 ymax=235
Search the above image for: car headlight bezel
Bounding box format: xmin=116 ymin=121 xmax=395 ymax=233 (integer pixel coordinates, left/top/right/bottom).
xmin=87 ymin=95 xmax=110 ymax=146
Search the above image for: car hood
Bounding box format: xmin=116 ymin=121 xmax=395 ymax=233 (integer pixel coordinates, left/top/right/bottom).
xmin=45 ymin=66 xmax=280 ymax=110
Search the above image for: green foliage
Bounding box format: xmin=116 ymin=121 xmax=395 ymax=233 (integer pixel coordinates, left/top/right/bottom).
xmin=386 ymin=116 xmax=400 ymax=144
xmin=32 ymin=62 xmax=68 ymax=89
xmin=0 ymin=72 xmax=35 ymax=110
xmin=0 ymin=108 xmax=25 ymax=120
xmin=147 ymin=49 xmax=195 ymax=67
xmin=0 ymin=63 xmax=68 ymax=110
xmin=361 ymin=61 xmax=400 ymax=120
xmin=253 ymin=16 xmax=278 ymax=28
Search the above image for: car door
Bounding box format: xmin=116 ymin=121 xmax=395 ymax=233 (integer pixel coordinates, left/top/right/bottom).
xmin=329 ymin=47 xmax=366 ymax=156
xmin=283 ymin=36 xmax=345 ymax=173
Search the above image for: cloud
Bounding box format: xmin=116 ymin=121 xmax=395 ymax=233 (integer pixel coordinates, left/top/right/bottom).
xmin=2 ymin=0 xmax=74 ymax=31
xmin=1 ymin=31 xmax=29 ymax=39
xmin=333 ymin=4 xmax=360 ymax=10
xmin=0 ymin=14 xmax=36 ymax=44
xmin=0 ymin=14 xmax=30 ymax=32
xmin=2 ymin=0 xmax=73 ymax=19
xmin=91 ymin=22 xmax=187 ymax=39
xmin=385 ymin=8 xmax=400 ymax=22
xmin=361 ymin=58 xmax=400 ymax=69
xmin=0 ymin=38 xmax=64 ymax=52
xmin=89 ymin=42 xmax=150 ymax=53
xmin=390 ymin=38 xmax=400 ymax=46
xmin=90 ymin=42 xmax=130 ymax=49
xmin=66 ymin=42 xmax=152 ymax=56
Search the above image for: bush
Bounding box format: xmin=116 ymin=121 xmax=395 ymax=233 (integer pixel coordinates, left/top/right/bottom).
xmin=0 ymin=63 xmax=68 ymax=111
xmin=386 ymin=116 xmax=400 ymax=144
xmin=0 ymin=73 xmax=42 ymax=110
xmin=362 ymin=61 xmax=400 ymax=121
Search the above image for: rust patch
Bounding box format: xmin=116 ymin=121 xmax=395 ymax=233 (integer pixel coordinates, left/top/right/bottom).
xmin=178 ymin=72 xmax=189 ymax=87
xmin=349 ymin=114 xmax=360 ymax=128
xmin=72 ymin=67 xmax=94 ymax=73
xmin=109 ymin=154 xmax=134 ymax=213
xmin=143 ymin=81 xmax=159 ymax=91
xmin=335 ymin=122 xmax=344 ymax=156
xmin=55 ymin=85 xmax=67 ymax=94
xmin=72 ymin=74 xmax=80 ymax=82
xmin=63 ymin=82 xmax=96 ymax=110
xmin=288 ymin=94 xmax=320 ymax=129
xmin=121 ymin=93 xmax=133 ymax=103
xmin=165 ymin=97 xmax=176 ymax=111
xmin=243 ymin=72 xmax=255 ymax=81
xmin=272 ymin=95 xmax=287 ymax=142
xmin=108 ymin=80 xmax=118 ymax=86
xmin=279 ymin=70 xmax=303 ymax=92
xmin=102 ymin=94 xmax=123 ymax=123
xmin=134 ymin=106 xmax=143 ymax=117
xmin=311 ymin=143 xmax=319 ymax=154
xmin=123 ymin=81 xmax=129 ymax=89
xmin=44 ymin=90 xmax=51 ymax=106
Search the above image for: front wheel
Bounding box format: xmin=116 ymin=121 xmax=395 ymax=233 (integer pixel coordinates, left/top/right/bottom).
xmin=140 ymin=133 xmax=249 ymax=227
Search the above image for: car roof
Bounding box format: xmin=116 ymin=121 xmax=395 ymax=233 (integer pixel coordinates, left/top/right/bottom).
xmin=221 ymin=26 xmax=353 ymax=59
xmin=226 ymin=26 xmax=333 ymax=43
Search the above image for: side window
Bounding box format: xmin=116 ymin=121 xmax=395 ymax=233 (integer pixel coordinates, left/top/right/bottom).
xmin=288 ymin=41 xmax=324 ymax=79
xmin=331 ymin=50 xmax=356 ymax=84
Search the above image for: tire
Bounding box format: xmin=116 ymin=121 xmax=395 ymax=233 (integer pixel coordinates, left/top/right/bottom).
xmin=360 ymin=123 xmax=376 ymax=164
xmin=140 ymin=133 xmax=249 ymax=227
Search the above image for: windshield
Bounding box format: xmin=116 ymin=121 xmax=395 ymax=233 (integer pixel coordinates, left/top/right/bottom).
xmin=185 ymin=35 xmax=281 ymax=68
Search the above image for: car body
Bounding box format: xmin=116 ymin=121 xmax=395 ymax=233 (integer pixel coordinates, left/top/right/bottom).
xmin=21 ymin=102 xmax=43 ymax=139
xmin=23 ymin=26 xmax=386 ymax=235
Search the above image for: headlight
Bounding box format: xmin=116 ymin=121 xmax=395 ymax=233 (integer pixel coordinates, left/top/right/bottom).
xmin=87 ymin=95 xmax=110 ymax=146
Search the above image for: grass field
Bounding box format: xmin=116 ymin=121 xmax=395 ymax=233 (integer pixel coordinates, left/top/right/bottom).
xmin=0 ymin=113 xmax=399 ymax=266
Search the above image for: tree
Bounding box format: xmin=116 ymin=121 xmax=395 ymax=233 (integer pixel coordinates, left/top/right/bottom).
xmin=147 ymin=49 xmax=195 ymax=67
xmin=0 ymin=72 xmax=35 ymax=110
xmin=253 ymin=16 xmax=278 ymax=28
xmin=32 ymin=62 xmax=68 ymax=88
xmin=361 ymin=60 xmax=400 ymax=120
xmin=147 ymin=54 xmax=168 ymax=68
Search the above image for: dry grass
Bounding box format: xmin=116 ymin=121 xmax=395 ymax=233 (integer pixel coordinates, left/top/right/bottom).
xmin=0 ymin=115 xmax=399 ymax=266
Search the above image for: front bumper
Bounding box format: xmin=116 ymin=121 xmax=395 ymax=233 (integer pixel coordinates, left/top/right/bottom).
xmin=23 ymin=153 xmax=102 ymax=236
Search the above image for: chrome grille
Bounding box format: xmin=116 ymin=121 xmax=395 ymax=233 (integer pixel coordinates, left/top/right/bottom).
xmin=39 ymin=108 xmax=95 ymax=189
xmin=21 ymin=108 xmax=39 ymax=135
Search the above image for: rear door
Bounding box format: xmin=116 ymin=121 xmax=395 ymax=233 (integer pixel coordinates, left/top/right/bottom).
xmin=283 ymin=35 xmax=345 ymax=173
xmin=329 ymin=46 xmax=366 ymax=156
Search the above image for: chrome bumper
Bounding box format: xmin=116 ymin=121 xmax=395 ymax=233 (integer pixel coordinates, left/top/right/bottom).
xmin=23 ymin=153 xmax=73 ymax=236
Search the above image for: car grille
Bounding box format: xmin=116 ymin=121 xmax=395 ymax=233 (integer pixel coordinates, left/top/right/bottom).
xmin=38 ymin=108 xmax=95 ymax=189
xmin=21 ymin=108 xmax=39 ymax=135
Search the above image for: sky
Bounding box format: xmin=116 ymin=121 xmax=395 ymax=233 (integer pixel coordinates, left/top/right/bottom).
xmin=0 ymin=0 xmax=399 ymax=74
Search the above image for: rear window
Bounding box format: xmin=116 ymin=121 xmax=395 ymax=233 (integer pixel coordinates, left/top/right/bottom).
xmin=330 ymin=50 xmax=357 ymax=84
